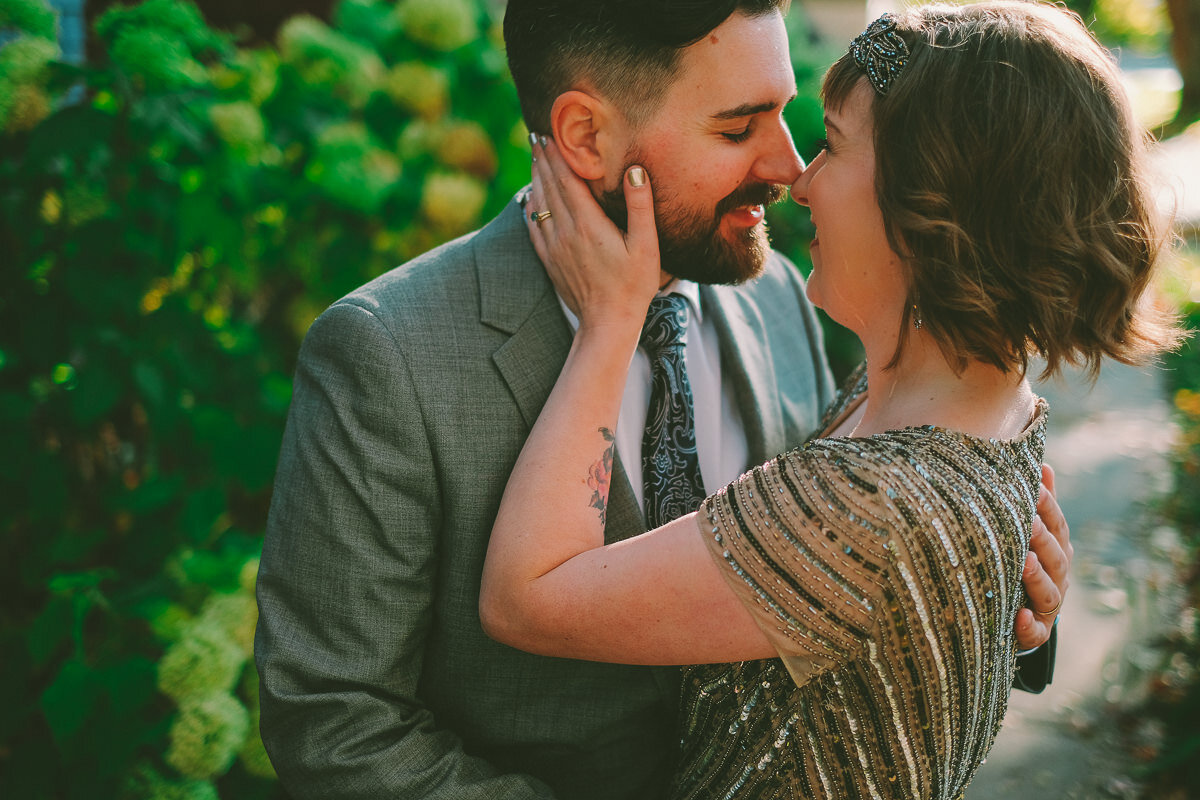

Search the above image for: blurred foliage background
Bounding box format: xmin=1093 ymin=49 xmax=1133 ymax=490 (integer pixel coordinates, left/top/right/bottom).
xmin=0 ymin=0 xmax=837 ymax=796
xmin=4 ymin=0 xmax=1199 ymax=797
xmin=1135 ymin=250 xmax=1200 ymax=797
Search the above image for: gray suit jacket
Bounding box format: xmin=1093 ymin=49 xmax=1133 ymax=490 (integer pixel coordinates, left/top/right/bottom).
xmin=255 ymin=196 xmax=836 ymax=799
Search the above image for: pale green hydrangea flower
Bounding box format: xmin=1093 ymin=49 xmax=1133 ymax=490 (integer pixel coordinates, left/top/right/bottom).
xmin=386 ymin=61 xmax=448 ymax=120
xmin=436 ymin=120 xmax=498 ymax=178
xmin=196 ymin=590 xmax=258 ymax=656
xmin=278 ymin=15 xmax=384 ymax=109
xmin=421 ymin=170 xmax=488 ymax=234
xmin=209 ymin=101 xmax=266 ymax=153
xmin=395 ymin=0 xmax=477 ymax=52
xmin=165 ymin=691 xmax=250 ymax=780
xmin=157 ymin=617 xmax=246 ymax=702
xmin=0 ymin=35 xmax=57 ymax=131
xmin=307 ymin=122 xmax=401 ymax=213
xmin=124 ymin=764 xmax=220 ymax=800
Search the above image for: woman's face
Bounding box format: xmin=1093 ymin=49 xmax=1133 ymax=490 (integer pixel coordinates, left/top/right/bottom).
xmin=790 ymin=79 xmax=906 ymax=345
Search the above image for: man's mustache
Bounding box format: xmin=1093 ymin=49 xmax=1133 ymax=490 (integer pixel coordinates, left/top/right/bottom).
xmin=714 ymin=183 xmax=788 ymax=218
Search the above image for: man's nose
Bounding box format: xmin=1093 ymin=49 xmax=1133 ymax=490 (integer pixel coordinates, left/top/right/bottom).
xmin=753 ymin=117 xmax=804 ymax=185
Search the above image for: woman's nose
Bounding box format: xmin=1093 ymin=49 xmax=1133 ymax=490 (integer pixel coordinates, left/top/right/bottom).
xmin=790 ymin=163 xmax=810 ymax=207
xmin=790 ymin=149 xmax=824 ymax=206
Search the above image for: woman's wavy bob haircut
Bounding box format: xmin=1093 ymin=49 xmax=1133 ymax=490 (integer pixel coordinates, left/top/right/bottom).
xmin=822 ymin=1 xmax=1184 ymax=378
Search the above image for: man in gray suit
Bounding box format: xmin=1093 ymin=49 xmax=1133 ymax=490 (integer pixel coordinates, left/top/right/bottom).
xmin=255 ymin=2 xmax=1070 ymax=798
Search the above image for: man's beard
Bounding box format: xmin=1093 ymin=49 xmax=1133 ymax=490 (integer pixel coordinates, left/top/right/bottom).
xmin=597 ymin=168 xmax=788 ymax=286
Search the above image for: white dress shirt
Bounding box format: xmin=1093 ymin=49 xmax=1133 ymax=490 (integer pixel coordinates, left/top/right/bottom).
xmin=558 ymin=280 xmax=750 ymax=512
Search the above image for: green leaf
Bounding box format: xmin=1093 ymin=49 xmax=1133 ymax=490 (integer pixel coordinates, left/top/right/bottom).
xmin=26 ymin=595 xmax=73 ymax=666
xmin=180 ymin=485 xmax=226 ymax=544
xmin=20 ymin=104 xmax=115 ymax=167
xmin=117 ymin=474 xmax=185 ymax=513
xmin=47 ymin=568 xmax=117 ymax=595
xmin=40 ymin=658 xmax=100 ymax=744
xmin=66 ymin=362 xmax=124 ymax=425
xmin=260 ymin=372 xmax=292 ymax=415
xmin=133 ymin=359 xmax=167 ymax=409
xmin=99 ymin=656 xmax=158 ymax=713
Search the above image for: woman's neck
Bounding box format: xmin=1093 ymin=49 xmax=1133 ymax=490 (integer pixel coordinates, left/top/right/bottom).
xmin=849 ymin=334 xmax=1034 ymax=440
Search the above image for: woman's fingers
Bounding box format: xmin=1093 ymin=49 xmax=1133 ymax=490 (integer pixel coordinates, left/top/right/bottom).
xmin=1030 ymin=467 xmax=1072 ymax=615
xmin=1014 ymin=467 xmax=1073 ymax=652
xmin=539 ymin=136 xmax=594 ymax=221
xmin=623 ymin=165 xmax=658 ymax=257
xmin=530 ymin=135 xmax=570 ymax=228
xmin=525 ymin=144 xmax=555 ymax=268
xmin=1014 ymin=606 xmax=1050 ymax=650
xmin=1013 ymin=465 xmax=1072 ymax=651
xmin=1037 ymin=465 xmax=1073 ymax=566
xmin=523 ymin=135 xmax=662 ymax=320
xmin=1015 ymin=548 xmax=1055 ymax=648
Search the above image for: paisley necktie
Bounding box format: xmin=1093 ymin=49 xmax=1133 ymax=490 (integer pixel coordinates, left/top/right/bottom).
xmin=640 ymin=294 xmax=707 ymax=529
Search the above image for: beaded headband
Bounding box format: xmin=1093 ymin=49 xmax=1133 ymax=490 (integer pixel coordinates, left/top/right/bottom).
xmin=849 ymin=13 xmax=910 ymax=96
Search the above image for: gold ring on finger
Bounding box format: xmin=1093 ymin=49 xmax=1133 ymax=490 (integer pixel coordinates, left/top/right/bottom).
xmin=1034 ymin=598 xmax=1063 ymax=617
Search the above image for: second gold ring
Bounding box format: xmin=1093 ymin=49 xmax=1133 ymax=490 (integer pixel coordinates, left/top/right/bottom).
xmin=531 ymin=210 xmax=553 ymax=224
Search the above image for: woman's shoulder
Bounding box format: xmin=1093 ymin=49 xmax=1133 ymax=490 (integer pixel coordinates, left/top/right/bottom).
xmin=759 ymin=397 xmax=1047 ymax=515
xmin=805 ymin=393 xmax=1047 ymax=461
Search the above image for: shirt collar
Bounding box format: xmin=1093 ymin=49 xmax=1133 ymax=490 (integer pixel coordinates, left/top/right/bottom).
xmin=557 ymin=278 xmax=703 ymax=332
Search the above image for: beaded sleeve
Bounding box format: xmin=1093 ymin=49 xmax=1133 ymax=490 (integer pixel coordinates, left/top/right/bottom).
xmin=698 ymin=408 xmax=1047 ymax=690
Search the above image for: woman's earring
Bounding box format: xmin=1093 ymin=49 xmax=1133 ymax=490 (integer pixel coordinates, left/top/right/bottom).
xmin=912 ymin=303 xmax=923 ymax=330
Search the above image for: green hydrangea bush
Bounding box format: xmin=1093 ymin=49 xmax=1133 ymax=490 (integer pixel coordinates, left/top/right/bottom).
xmin=0 ymin=0 xmax=526 ymax=796
xmin=0 ymin=0 xmax=833 ymax=796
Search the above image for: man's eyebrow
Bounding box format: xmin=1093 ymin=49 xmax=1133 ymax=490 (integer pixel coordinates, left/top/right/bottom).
xmin=711 ymin=94 xmax=797 ymax=121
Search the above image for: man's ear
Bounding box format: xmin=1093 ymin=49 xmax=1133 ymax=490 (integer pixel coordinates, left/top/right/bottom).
xmin=549 ymin=90 xmax=626 ymax=182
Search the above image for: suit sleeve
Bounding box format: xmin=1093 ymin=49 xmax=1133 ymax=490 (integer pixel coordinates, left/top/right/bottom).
xmin=255 ymin=301 xmax=555 ymax=799
xmin=1012 ymin=622 xmax=1056 ymax=693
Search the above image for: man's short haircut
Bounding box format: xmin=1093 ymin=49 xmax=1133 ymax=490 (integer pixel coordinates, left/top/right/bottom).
xmin=503 ymin=0 xmax=789 ymax=134
xmin=824 ymin=1 xmax=1181 ymax=378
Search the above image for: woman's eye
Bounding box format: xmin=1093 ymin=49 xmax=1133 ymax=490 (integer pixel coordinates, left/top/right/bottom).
xmin=815 ymin=137 xmax=830 ymax=155
xmin=722 ymin=127 xmax=752 ymax=143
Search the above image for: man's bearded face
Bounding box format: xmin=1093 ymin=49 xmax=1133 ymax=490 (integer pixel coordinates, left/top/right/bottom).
xmin=598 ymin=150 xmax=788 ymax=285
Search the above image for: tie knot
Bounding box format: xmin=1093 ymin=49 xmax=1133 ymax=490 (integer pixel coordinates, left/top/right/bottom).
xmin=640 ymin=294 xmax=689 ymax=354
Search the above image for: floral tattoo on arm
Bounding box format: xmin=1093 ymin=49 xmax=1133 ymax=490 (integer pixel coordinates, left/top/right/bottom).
xmin=586 ymin=427 xmax=616 ymax=525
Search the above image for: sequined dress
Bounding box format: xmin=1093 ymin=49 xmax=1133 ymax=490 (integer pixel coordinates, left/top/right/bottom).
xmin=671 ymin=365 xmax=1047 ymax=800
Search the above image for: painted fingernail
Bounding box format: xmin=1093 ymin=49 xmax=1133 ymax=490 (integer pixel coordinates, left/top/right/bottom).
xmin=628 ymin=166 xmax=646 ymax=187
xmin=539 ymin=134 xmax=547 ymax=147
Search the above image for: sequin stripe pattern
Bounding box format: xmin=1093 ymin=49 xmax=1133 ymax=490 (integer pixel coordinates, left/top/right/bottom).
xmin=673 ymin=397 xmax=1048 ymax=799
xmin=712 ymin=449 xmax=888 ymax=671
xmin=673 ymin=659 xmax=805 ymax=800
xmin=811 ymin=362 xmax=868 ymax=439
xmin=640 ymin=294 xmax=707 ymax=528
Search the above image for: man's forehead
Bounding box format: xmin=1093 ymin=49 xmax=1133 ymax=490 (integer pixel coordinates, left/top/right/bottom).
xmin=667 ymin=12 xmax=795 ymax=115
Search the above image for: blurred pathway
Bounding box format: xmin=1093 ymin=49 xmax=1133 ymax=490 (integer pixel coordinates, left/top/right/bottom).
xmin=971 ymin=57 xmax=1192 ymax=799
xmin=972 ymin=363 xmax=1182 ymax=799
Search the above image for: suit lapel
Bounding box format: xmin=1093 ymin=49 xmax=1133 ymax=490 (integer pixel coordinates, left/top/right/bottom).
xmin=604 ymin=455 xmax=646 ymax=544
xmin=476 ymin=199 xmax=645 ymax=542
xmin=702 ymin=283 xmax=784 ymax=467
xmin=476 ymin=201 xmax=572 ymax=430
